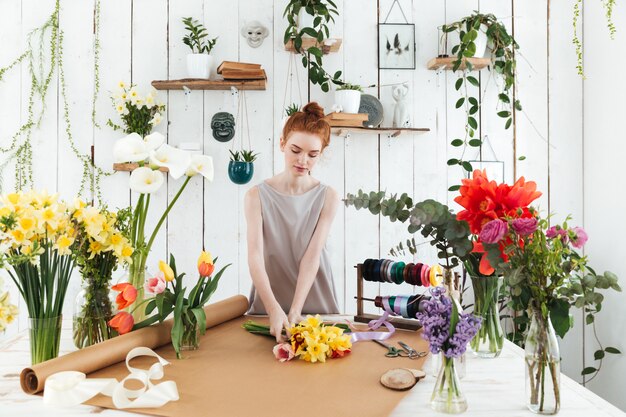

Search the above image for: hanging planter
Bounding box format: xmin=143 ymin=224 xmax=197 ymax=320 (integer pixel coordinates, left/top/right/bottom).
xmin=228 ymin=150 xmax=258 ymax=185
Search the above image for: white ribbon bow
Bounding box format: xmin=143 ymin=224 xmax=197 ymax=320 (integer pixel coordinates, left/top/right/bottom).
xmin=44 ymin=347 xmax=179 ymax=409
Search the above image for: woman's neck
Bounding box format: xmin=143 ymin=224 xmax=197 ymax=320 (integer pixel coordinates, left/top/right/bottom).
xmin=269 ymin=171 xmax=319 ymax=195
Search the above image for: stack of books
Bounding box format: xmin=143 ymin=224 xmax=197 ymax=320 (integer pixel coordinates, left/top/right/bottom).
xmin=325 ymin=112 xmax=369 ymax=127
xmin=217 ymin=61 xmax=266 ymax=80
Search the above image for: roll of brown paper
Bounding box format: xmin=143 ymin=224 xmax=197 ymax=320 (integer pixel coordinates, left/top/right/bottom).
xmin=20 ymin=295 xmax=249 ymax=394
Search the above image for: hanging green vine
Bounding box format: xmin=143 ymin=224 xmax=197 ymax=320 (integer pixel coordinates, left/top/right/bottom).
xmin=0 ymin=0 xmax=108 ymax=199
xmin=92 ymin=0 xmax=101 ymax=129
xmin=573 ymin=0 xmax=617 ymax=77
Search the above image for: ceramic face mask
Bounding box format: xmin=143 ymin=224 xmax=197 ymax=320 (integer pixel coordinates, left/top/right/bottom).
xmin=211 ymin=112 xmax=236 ymax=142
xmin=241 ymin=21 xmax=269 ymax=48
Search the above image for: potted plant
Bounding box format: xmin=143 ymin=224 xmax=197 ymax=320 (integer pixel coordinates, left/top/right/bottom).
xmin=283 ymin=0 xmax=341 ymax=92
xmin=182 ymin=17 xmax=218 ymax=79
xmin=440 ymin=12 xmax=520 ymax=186
xmin=334 ymin=83 xmax=362 ymax=114
xmin=282 ymin=103 xmax=300 ymax=128
xmin=228 ymin=150 xmax=259 ymax=185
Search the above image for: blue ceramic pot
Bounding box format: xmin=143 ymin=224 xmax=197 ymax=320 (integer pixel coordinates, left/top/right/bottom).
xmin=228 ymin=161 xmax=254 ymax=184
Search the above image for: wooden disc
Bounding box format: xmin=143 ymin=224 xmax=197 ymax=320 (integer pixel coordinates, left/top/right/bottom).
xmin=404 ymin=368 xmax=426 ymax=380
xmin=380 ymin=368 xmax=417 ymax=391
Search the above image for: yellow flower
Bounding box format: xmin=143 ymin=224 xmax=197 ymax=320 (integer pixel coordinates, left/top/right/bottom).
xmin=55 ymin=235 xmax=73 ymax=255
xmin=159 ymin=260 xmax=175 ymax=282
xmin=88 ymin=240 xmax=103 ymax=258
xmin=18 ymin=217 xmax=35 ymax=232
xmin=304 ymin=336 xmax=328 ymax=363
xmin=6 ymin=193 xmax=20 ymax=205
xmin=109 ymin=233 xmax=123 ymax=247
xmin=304 ymin=314 xmax=322 ymax=329
xmin=118 ymin=81 xmax=127 ymax=89
xmin=0 ymin=206 xmax=10 ymax=217
xmin=10 ymin=229 xmax=26 ymax=244
xmin=0 ymin=291 xmax=19 ymax=333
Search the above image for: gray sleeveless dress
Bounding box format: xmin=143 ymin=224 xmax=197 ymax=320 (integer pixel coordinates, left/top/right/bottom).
xmin=247 ymin=181 xmax=340 ymax=315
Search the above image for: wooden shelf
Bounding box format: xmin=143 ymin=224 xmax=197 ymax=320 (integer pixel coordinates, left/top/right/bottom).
xmin=427 ymin=56 xmax=491 ymax=71
xmin=113 ymin=163 xmax=168 ymax=172
xmin=332 ymin=126 xmax=430 ymax=138
xmin=284 ymin=38 xmax=342 ymax=54
xmin=151 ymin=78 xmax=266 ymax=91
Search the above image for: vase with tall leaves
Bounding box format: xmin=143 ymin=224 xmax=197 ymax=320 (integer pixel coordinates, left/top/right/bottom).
xmin=0 ymin=191 xmax=76 ymax=364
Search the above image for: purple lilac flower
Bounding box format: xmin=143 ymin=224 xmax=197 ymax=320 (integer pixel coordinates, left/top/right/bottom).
xmin=416 ymin=287 xmax=482 ymax=358
xmin=511 ymin=217 xmax=538 ymax=236
xmin=571 ymin=226 xmax=588 ymax=249
xmin=479 ymin=219 xmax=508 ymax=244
xmin=546 ymin=225 xmax=568 ymax=243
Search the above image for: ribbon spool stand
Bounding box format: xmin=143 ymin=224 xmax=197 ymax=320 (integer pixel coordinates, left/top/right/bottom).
xmin=354 ymin=264 xmax=422 ymax=331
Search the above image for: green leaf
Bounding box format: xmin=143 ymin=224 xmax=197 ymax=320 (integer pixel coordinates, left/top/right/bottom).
xmin=308 ymin=46 xmax=323 ymax=58
xmin=594 ymin=349 xmax=605 ymax=360
xmin=605 ymin=347 xmax=621 ymax=354
xmin=505 ymin=118 xmax=512 ymax=129
xmin=497 ymin=111 xmax=511 ymax=118
xmin=549 ymin=298 xmax=571 ymax=338
xmin=586 ymin=314 xmax=595 ymax=324
xmin=171 ymin=292 xmax=185 ymax=357
xmin=469 ymin=139 xmax=482 ymax=147
xmin=448 ymin=185 xmax=461 ymax=192
xmin=498 ymin=93 xmax=510 ymax=103
xmin=455 ymin=97 xmax=465 ymax=108
xmin=455 ymin=78 xmax=463 ymax=90
xmin=461 ymin=161 xmax=473 ymax=171
xmin=447 ymin=158 xmax=459 ymax=166
xmin=468 ymin=117 xmax=478 ymax=129
xmin=190 ymin=307 xmax=207 ymax=335
xmin=518 ymin=155 xmax=526 ymax=161
xmin=468 ymin=97 xmax=478 ymax=106
xmin=466 ymin=76 xmax=479 ymax=87
xmin=581 ymin=367 xmax=597 ymax=375
xmin=451 ymin=139 xmax=464 ymax=147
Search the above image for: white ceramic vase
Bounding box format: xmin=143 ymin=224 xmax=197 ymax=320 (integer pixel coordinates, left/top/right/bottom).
xmin=186 ymin=54 xmax=213 ymax=79
xmin=334 ymin=90 xmax=361 ymax=114
xmin=298 ymin=10 xmax=316 ymax=37
xmin=472 ymin=24 xmax=489 ymax=58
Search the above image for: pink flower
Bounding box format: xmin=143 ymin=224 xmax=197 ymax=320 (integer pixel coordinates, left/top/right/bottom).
xmin=479 ymin=219 xmax=508 ymax=244
xmin=144 ymin=272 xmax=166 ymax=295
xmin=546 ymin=226 xmax=568 ymax=243
xmin=571 ymin=226 xmax=588 ymax=249
xmin=511 ymin=218 xmax=538 ymax=236
xmin=273 ymin=342 xmax=295 ymax=362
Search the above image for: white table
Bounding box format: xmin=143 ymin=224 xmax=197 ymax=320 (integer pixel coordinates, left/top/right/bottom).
xmin=1 ymin=321 xmax=624 ymax=417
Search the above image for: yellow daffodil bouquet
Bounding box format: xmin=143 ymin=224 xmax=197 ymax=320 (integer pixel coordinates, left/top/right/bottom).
xmin=107 ymin=81 xmax=165 ymax=137
xmin=244 ymin=315 xmax=352 ymax=363
xmin=70 ymin=200 xmax=134 ymax=349
xmin=110 ymin=87 xmax=215 ymax=322
xmin=0 ymin=190 xmax=76 ymax=364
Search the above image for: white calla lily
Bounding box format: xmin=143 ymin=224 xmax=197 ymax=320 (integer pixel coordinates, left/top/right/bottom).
xmin=186 ymin=155 xmax=214 ymax=181
xmin=143 ymin=132 xmax=165 ymax=151
xmin=150 ymin=144 xmax=192 ymax=179
xmin=113 ymin=133 xmax=149 ymax=163
xmin=129 ymin=167 xmax=164 ymax=194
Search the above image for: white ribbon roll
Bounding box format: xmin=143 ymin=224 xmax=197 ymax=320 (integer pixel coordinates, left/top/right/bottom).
xmin=44 ymin=346 xmax=179 ymax=409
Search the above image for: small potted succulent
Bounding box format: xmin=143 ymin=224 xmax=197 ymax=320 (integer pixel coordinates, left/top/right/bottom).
xmin=334 ymin=82 xmax=362 ymax=114
xmin=282 ymin=103 xmax=300 ymax=127
xmin=228 ymin=150 xmax=259 ymax=185
xmin=182 ymin=17 xmax=218 ymax=79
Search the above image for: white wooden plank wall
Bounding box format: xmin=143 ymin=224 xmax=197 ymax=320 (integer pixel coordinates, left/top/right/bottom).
xmin=1 ymin=0 xmax=623 ymax=410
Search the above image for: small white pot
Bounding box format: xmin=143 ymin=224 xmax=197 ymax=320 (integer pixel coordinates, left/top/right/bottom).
xmin=334 ymin=90 xmax=361 ymax=114
xmin=186 ymin=54 xmax=213 ymax=79
xmin=473 ymin=24 xmax=489 ymax=58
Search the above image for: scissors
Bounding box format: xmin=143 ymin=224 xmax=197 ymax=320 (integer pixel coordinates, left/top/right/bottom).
xmin=397 ymin=341 xmax=428 ymax=358
xmin=373 ymin=340 xmax=426 ymax=359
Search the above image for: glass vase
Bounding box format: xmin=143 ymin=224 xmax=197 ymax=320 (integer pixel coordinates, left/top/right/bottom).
xmin=180 ymin=317 xmax=200 ymax=352
xmin=470 ymin=275 xmax=504 ymax=358
xmin=430 ymin=351 xmax=466 ymax=379
xmin=127 ymin=259 xmax=147 ymax=322
xmin=431 ymin=355 xmax=468 ymax=414
xmin=72 ymin=279 xmax=116 ymax=349
xmin=525 ymin=308 xmax=561 ymax=414
xmin=29 ymin=316 xmax=62 ymax=365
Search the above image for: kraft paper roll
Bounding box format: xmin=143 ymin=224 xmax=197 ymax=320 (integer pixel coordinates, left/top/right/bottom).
xmin=20 ymin=295 xmax=249 ymax=395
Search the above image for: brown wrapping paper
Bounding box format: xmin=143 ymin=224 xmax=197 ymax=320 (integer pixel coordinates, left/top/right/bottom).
xmin=20 ymin=295 xmax=249 ymax=394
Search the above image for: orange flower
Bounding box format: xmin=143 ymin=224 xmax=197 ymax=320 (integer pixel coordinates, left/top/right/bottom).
xmin=108 ymin=311 xmax=134 ymax=335
xmin=111 ymin=282 xmax=137 ymax=310
xmin=197 ymin=251 xmax=214 ymax=277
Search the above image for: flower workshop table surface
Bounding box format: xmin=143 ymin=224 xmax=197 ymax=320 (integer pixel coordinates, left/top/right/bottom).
xmin=0 ymin=318 xmax=624 ymax=417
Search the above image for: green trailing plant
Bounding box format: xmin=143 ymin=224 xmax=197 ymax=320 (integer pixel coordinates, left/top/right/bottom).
xmin=336 ymin=82 xmax=363 ymax=92
xmin=573 ymin=0 xmax=616 ymax=77
xmin=442 ymin=12 xmax=520 ymax=188
xmin=0 ymin=0 xmax=108 ymax=200
xmin=344 ymin=191 xmax=473 ymax=269
xmin=285 ymin=103 xmax=300 ymax=116
xmin=283 ymin=0 xmax=341 ymax=92
xmin=182 ymin=17 xmax=218 ymax=54
xmin=229 ymin=149 xmax=259 ymax=163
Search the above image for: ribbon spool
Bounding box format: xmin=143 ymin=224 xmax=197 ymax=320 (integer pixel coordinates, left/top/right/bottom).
xmin=357 ymin=294 xmax=429 ymax=320
xmin=361 ymin=258 xmax=444 ymax=287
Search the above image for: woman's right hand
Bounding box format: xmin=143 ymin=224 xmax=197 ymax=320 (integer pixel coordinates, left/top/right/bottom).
xmin=268 ymin=307 xmax=290 ymax=343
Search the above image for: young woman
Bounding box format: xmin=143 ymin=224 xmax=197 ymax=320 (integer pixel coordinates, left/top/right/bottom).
xmin=245 ymin=102 xmax=340 ymax=343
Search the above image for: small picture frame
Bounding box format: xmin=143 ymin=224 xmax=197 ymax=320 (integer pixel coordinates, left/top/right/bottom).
xmin=378 ymin=23 xmax=416 ymax=70
xmin=466 ymin=160 xmax=505 ymax=184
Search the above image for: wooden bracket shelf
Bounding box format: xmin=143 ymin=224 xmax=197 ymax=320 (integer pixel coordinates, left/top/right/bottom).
xmin=151 ymin=78 xmax=266 ymax=91
xmin=332 ymin=126 xmax=430 ymax=138
xmin=427 ymin=56 xmax=491 ymax=71
xmin=113 ymin=163 xmax=168 ymax=172
xmin=284 ymin=38 xmax=342 ymax=54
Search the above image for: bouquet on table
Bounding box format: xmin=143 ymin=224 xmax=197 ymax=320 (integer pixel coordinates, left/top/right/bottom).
xmin=70 ymin=201 xmax=134 ymax=348
xmin=111 ymin=82 xmax=214 ymax=322
xmin=107 ymin=251 xmax=230 ymax=359
xmin=0 ymin=191 xmax=76 ymax=364
xmin=417 ymin=287 xmax=481 ymax=414
xmin=243 ymin=315 xmax=352 ymax=363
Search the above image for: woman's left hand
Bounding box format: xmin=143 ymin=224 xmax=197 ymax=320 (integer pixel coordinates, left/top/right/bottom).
xmin=287 ymin=310 xmax=303 ymax=326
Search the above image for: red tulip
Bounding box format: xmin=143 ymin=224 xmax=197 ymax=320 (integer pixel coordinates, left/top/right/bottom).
xmin=111 ymin=282 xmax=137 ymax=310
xmin=108 ymin=311 xmax=134 ymax=335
